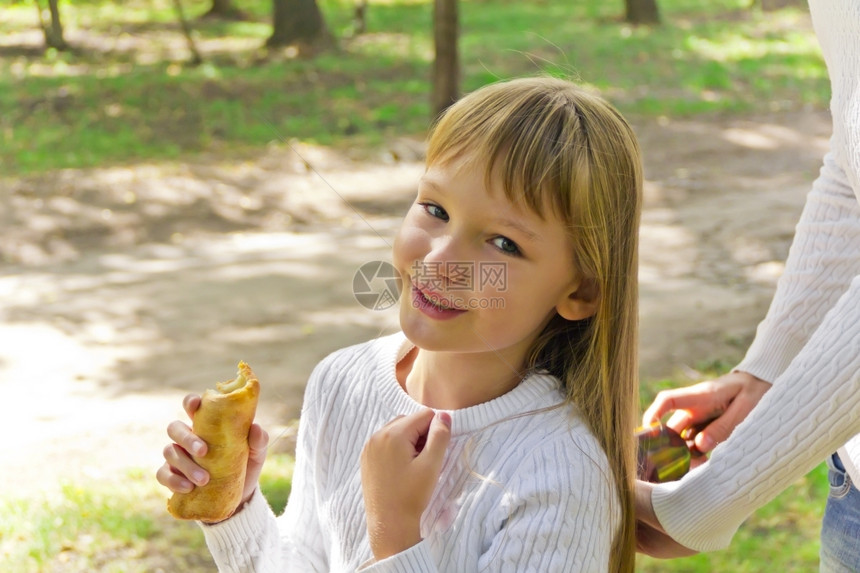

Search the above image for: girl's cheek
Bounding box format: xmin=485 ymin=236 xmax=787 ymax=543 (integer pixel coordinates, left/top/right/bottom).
xmin=477 ymin=261 xmax=514 ymax=297
xmin=393 ymin=224 xmax=430 ymax=269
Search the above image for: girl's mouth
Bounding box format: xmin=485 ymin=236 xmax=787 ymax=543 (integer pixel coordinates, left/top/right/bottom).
xmin=411 ymin=285 xmax=467 ymax=319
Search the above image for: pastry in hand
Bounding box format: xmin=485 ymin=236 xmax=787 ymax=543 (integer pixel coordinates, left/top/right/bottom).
xmin=167 ymin=361 xmax=260 ymax=523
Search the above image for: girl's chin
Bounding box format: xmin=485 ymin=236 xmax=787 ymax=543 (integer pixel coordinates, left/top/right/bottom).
xmin=399 ymin=319 xmax=463 ymax=352
xmin=398 ymin=320 xmax=500 ymax=355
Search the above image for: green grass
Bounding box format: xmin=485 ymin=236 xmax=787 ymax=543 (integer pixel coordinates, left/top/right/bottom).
xmin=1 ymin=0 xmax=829 ymax=173
xmin=637 ymin=462 xmax=828 ymax=572
xmin=0 ymin=456 xmax=294 ymax=573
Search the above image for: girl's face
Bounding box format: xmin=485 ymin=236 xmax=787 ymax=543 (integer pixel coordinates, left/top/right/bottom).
xmin=393 ymin=157 xmax=594 ymax=366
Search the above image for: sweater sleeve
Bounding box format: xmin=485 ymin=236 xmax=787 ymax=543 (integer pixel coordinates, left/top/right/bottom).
xmin=652 ymin=273 xmax=860 ymax=551
xmin=361 ymin=434 xmax=618 ymax=573
xmin=481 ymin=437 xmax=617 ymax=572
xmin=735 ymin=149 xmax=860 ymax=382
xmin=200 ymin=357 xmax=334 ymax=572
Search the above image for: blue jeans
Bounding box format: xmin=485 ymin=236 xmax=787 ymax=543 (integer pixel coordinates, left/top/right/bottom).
xmin=820 ymin=453 xmax=860 ymax=572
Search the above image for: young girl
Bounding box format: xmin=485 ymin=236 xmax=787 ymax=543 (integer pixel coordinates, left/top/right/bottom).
xmin=158 ymin=77 xmax=643 ymax=572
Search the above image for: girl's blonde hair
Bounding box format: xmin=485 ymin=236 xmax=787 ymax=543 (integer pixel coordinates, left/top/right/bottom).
xmin=426 ymin=77 xmax=641 ymax=573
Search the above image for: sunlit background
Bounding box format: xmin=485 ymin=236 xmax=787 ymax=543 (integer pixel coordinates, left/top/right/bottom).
xmin=0 ymin=0 xmax=831 ymax=570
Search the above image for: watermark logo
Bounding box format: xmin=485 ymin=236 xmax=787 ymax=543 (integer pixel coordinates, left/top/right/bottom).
xmin=353 ymin=261 xmax=508 ymax=311
xmin=410 ymin=261 xmax=508 ymax=292
xmin=353 ymin=261 xmax=402 ymax=311
xmin=410 ymin=261 xmax=507 ymax=310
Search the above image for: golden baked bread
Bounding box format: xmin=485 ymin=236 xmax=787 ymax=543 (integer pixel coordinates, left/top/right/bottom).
xmin=167 ymin=361 xmax=260 ymax=523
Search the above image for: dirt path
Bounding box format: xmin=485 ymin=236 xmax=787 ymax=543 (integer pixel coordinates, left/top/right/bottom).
xmin=0 ymin=110 xmax=831 ymax=495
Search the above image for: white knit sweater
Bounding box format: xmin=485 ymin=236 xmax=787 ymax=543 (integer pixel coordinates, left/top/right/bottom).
xmin=200 ymin=333 xmax=619 ymax=572
xmin=652 ymin=0 xmax=860 ymax=552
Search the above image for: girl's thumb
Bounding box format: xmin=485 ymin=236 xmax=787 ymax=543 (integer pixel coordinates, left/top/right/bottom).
xmin=419 ymin=412 xmax=452 ymax=469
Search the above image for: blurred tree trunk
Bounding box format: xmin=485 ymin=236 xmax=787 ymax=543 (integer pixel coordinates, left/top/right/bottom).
xmin=266 ymin=0 xmax=333 ymax=50
xmin=432 ymin=0 xmax=459 ymax=118
xmin=203 ymin=0 xmax=245 ymax=20
xmin=208 ymin=0 xmax=233 ymax=15
xmin=35 ymin=0 xmax=68 ymax=50
xmin=625 ymin=0 xmax=660 ymax=24
xmin=173 ymin=0 xmax=203 ymax=65
xmin=353 ymin=0 xmax=368 ymax=35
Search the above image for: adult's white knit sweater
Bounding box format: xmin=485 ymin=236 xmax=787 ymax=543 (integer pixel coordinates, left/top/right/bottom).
xmin=651 ymin=0 xmax=860 ymax=552
xmin=200 ymin=332 xmax=619 ymax=572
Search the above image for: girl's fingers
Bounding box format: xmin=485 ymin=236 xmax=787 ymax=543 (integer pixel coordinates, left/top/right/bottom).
xmin=246 ymin=424 xmax=269 ymax=477
xmin=399 ymin=410 xmax=435 ymax=447
xmin=156 ymin=462 xmax=196 ymax=493
xmin=241 ymin=424 xmax=269 ymax=504
xmin=182 ymin=394 xmax=202 ymax=419
xmin=376 ymin=414 xmax=407 ymax=432
xmin=157 ymin=395 xmax=216 ymax=497
xmin=368 ymin=411 xmax=433 ymax=454
xmin=164 ymin=420 xmax=209 ymax=485
xmin=162 ymin=443 xmax=209 ymax=487
xmin=155 ymin=462 xmax=194 ymax=492
xmin=248 ymin=424 xmax=269 ymax=460
xmin=167 ymin=420 xmax=208 ymax=457
xmin=370 ymin=410 xmax=451 ymax=465
xmin=416 ymin=411 xmax=451 ymax=472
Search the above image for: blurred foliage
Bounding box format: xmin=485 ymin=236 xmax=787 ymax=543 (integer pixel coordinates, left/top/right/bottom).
xmin=0 ymin=469 xmax=209 ymax=572
xmin=636 ymin=461 xmax=827 ymax=572
xmin=259 ymin=451 xmax=295 ymax=514
xmin=0 ymin=0 xmax=827 ymax=173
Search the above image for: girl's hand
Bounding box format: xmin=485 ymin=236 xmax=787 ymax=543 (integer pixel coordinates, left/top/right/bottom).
xmin=156 ymin=394 xmax=269 ymax=512
xmin=360 ymin=409 xmax=452 ymax=561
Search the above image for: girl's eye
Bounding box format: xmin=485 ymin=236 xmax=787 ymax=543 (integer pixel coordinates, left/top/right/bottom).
xmin=421 ymin=203 xmax=449 ymax=222
xmin=491 ymin=236 xmax=521 ymax=256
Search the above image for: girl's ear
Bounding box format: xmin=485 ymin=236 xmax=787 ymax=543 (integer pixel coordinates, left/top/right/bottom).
xmin=556 ymin=278 xmax=599 ymax=321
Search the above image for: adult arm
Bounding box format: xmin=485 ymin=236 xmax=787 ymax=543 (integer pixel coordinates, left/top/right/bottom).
xmin=650 ymin=272 xmax=860 ymax=551
xmin=641 ymin=148 xmax=860 ymax=551
xmin=643 ymin=150 xmax=860 ymax=453
xmin=735 ymin=149 xmax=860 ymax=382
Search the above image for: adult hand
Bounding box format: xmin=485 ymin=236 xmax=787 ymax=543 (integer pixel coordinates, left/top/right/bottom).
xmin=360 ymin=409 xmax=452 ymax=561
xmin=156 ymin=394 xmax=269 ymax=514
xmin=635 ymin=480 xmax=698 ymax=558
xmin=642 ymin=371 xmax=771 ymax=454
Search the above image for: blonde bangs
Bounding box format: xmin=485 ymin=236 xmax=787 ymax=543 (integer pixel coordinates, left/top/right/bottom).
xmin=425 ymin=78 xmax=588 ymax=227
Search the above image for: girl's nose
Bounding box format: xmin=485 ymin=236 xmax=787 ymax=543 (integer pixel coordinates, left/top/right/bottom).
xmin=424 ymin=235 xmax=459 ymax=264
xmin=426 ymin=233 xmax=478 ymax=270
xmin=418 ymin=236 xmax=475 ymax=288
